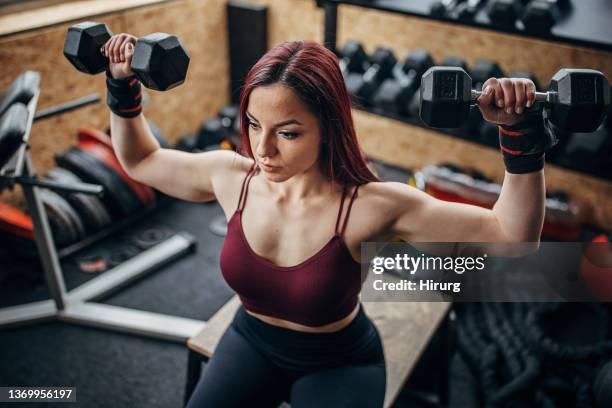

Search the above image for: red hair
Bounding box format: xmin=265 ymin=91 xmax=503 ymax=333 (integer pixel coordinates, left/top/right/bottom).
xmin=239 ymin=40 xmax=379 ymax=185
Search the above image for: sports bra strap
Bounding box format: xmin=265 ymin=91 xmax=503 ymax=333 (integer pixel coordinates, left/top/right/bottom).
xmin=339 ymin=185 xmax=359 ymax=236
xmin=334 ymin=183 xmax=348 ymax=235
xmin=237 ymin=163 xmax=257 ymax=211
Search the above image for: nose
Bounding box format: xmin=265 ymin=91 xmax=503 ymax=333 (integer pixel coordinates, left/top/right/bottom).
xmin=255 ymin=130 xmax=277 ymax=159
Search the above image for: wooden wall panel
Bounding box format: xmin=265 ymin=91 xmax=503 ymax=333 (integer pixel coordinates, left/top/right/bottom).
xmin=248 ymin=0 xmax=323 ymax=47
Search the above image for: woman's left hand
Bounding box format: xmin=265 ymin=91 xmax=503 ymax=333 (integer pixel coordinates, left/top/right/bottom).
xmin=477 ymin=77 xmax=537 ymax=127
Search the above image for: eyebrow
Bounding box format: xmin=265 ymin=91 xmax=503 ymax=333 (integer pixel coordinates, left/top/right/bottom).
xmin=246 ymin=111 xmax=303 ymax=127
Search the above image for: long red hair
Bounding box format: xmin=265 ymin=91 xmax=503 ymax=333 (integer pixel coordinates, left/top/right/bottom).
xmin=239 ymin=40 xmax=379 ymax=185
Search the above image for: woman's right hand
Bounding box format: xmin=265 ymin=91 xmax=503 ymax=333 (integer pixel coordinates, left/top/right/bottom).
xmin=103 ymin=34 xmax=137 ymax=79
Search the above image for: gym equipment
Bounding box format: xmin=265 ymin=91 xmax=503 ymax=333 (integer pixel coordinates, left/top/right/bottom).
xmin=0 ymin=69 xmax=200 ymax=346
xmin=372 ymin=50 xmax=434 ymax=115
xmin=453 ymin=0 xmax=487 ymax=21
xmin=0 ymin=71 xmax=40 ymax=116
xmin=429 ymin=0 xmax=466 ymax=17
xmin=471 ymin=59 xmax=505 ymax=90
xmin=338 ymin=41 xmax=368 ymax=77
xmin=408 ymin=56 xmax=470 ymax=119
xmin=462 ymin=59 xmax=507 ymax=138
xmin=64 ymin=21 xmax=190 ymax=91
xmin=56 ymin=147 xmax=142 ymax=218
xmin=0 ymin=103 xmax=29 ymax=169
xmin=346 ymin=47 xmax=397 ymax=105
xmin=419 ymin=66 xmax=610 ymax=132
xmin=520 ymin=0 xmax=568 ymax=34
xmin=39 ymin=189 xmax=86 ymax=246
xmin=77 ymin=128 xmax=156 ymax=205
xmin=487 ymin=0 xmax=524 ymax=28
xmin=46 ymin=167 xmax=112 ymax=232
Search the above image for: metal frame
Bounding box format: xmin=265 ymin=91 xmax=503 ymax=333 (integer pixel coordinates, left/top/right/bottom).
xmin=0 ymin=87 xmax=206 ymax=343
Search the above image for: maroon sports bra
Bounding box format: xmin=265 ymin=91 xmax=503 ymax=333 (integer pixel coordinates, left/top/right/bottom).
xmin=220 ymin=164 xmax=363 ymax=327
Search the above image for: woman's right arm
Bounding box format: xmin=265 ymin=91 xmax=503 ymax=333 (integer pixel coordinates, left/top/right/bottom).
xmin=104 ymin=33 xmax=246 ymax=203
xmin=110 ymin=113 xmax=244 ymax=203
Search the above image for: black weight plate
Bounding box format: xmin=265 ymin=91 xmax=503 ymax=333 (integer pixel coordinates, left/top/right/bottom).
xmin=46 ymin=167 xmax=112 ymax=231
xmin=56 ymin=148 xmax=141 ymax=218
xmin=39 ymin=190 xmax=77 ymax=246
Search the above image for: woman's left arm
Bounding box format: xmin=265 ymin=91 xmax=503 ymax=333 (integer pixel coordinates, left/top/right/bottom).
xmin=384 ymin=77 xmax=554 ymax=254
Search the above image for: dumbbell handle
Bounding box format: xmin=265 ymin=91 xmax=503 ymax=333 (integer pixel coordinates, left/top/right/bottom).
xmin=470 ymin=89 xmax=555 ymax=104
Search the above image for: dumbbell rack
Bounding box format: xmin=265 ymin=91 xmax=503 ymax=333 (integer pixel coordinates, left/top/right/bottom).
xmin=0 ymin=78 xmax=206 ymax=344
xmin=318 ymin=0 xmax=612 ymax=51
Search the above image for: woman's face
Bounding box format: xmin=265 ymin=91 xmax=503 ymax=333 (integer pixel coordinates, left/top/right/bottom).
xmin=246 ymin=83 xmax=322 ymax=182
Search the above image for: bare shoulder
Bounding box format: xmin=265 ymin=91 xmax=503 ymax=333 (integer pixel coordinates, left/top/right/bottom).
xmin=345 ymin=181 xmax=425 ymax=242
xmin=208 ymin=151 xmax=254 ymax=216
xmin=357 ymin=180 xmax=424 ymax=214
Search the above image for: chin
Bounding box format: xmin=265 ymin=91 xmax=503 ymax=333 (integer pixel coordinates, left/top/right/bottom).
xmin=262 ymin=171 xmax=290 ymax=182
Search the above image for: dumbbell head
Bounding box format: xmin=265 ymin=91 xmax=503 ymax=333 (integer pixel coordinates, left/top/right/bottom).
xmin=339 ymin=41 xmax=368 ymax=73
xmin=521 ymin=0 xmax=561 ymax=33
xmin=472 ymin=59 xmax=505 ymax=89
xmin=372 ymin=50 xmax=434 ymax=114
xmin=420 ymin=67 xmax=473 ymax=128
xmin=546 ymin=69 xmax=610 ymax=133
xmin=487 ymin=0 xmax=522 ymax=28
xmin=131 ymin=33 xmax=190 ymax=91
xmin=401 ymin=50 xmax=434 ymax=77
xmin=63 ymin=21 xmax=113 ymax=75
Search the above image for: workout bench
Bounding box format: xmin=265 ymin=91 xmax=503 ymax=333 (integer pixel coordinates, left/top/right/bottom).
xmin=184 ymin=295 xmax=452 ymax=407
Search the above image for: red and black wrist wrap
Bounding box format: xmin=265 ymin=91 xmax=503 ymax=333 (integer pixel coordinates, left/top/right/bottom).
xmin=498 ymin=115 xmax=558 ymax=174
xmin=106 ymin=72 xmax=142 ymax=118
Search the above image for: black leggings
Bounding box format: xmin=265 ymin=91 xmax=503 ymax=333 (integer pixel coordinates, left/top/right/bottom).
xmin=186 ymin=303 xmax=386 ymax=408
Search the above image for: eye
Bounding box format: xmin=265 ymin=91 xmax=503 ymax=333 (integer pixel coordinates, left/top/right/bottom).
xmin=248 ymin=120 xmax=260 ymax=130
xmin=279 ymin=131 xmax=299 ymax=140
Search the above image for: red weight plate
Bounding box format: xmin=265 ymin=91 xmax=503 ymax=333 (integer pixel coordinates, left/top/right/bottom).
xmin=78 ymin=139 xmax=155 ymax=205
xmin=0 ymin=201 xmax=34 ymax=240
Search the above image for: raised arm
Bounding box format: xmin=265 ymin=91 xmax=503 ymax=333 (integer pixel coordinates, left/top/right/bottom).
xmin=384 ymin=76 xmax=553 ymax=256
xmin=104 ymin=33 xmax=247 ymax=203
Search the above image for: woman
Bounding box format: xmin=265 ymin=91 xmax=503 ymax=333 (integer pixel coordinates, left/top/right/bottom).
xmin=103 ymin=36 xmax=546 ymax=407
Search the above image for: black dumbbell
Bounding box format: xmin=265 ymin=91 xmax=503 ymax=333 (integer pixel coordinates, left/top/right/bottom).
xmin=408 ymin=56 xmax=470 ymax=120
xmin=487 ymin=0 xmax=525 ymax=28
xmin=372 ymin=50 xmax=434 ymax=115
xmin=520 ymin=0 xmax=569 ymax=34
xmin=453 ymin=0 xmax=488 ymax=21
xmin=338 ymin=41 xmax=369 ymax=78
xmin=64 ymin=21 xmax=190 ymax=91
xmin=420 ymin=66 xmax=610 ymax=132
xmin=462 ymin=60 xmax=506 ymax=138
xmin=430 ymin=0 xmax=467 ymax=17
xmin=346 ymin=47 xmax=397 ymax=105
